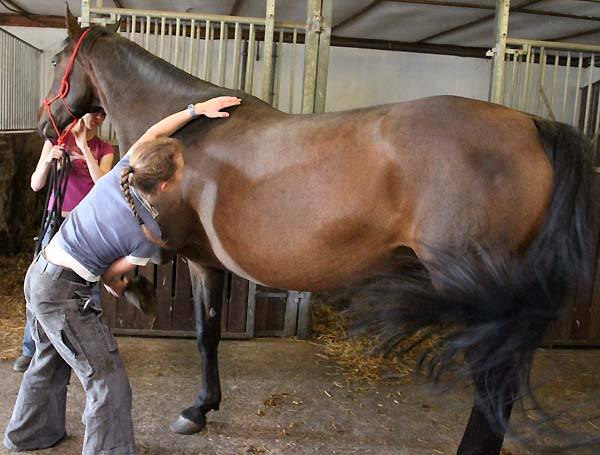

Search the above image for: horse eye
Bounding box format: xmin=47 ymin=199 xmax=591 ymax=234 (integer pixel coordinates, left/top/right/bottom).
xmin=51 ymin=60 xmax=57 ymax=67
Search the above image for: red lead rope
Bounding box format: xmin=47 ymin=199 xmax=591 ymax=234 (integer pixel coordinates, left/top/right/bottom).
xmin=43 ymin=28 xmax=92 ymax=146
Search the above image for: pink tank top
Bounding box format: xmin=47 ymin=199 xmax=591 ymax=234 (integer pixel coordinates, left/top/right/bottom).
xmin=48 ymin=134 xmax=114 ymax=212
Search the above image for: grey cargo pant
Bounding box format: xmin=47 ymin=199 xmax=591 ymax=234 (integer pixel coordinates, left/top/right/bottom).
xmin=4 ymin=254 xmax=136 ymax=454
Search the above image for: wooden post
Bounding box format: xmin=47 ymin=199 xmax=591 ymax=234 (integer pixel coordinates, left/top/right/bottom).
xmin=489 ymin=0 xmax=510 ymax=104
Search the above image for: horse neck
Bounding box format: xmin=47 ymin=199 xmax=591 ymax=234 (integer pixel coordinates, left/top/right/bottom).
xmin=88 ymin=37 xmax=239 ymax=151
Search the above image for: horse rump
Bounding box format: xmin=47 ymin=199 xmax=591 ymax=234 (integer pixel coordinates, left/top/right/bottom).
xmin=348 ymin=118 xmax=595 ymax=439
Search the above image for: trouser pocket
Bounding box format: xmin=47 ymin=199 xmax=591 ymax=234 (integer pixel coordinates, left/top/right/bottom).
xmin=58 ymin=312 xmax=94 ymax=377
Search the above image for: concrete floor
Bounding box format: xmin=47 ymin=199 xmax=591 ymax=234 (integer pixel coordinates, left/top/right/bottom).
xmin=1 ymin=338 xmax=599 ymax=455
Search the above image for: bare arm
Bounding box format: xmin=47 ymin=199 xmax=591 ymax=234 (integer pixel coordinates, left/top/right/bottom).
xmin=72 ymin=120 xmax=114 ymax=183
xmin=129 ymin=96 xmax=241 ymax=152
xmin=30 ymin=140 xmax=62 ymax=191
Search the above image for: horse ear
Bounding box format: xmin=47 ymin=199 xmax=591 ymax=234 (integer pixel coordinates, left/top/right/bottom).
xmin=107 ymin=18 xmax=123 ymax=34
xmin=65 ymin=3 xmax=82 ymax=40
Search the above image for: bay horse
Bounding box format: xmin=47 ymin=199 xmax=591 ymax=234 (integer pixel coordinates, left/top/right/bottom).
xmin=37 ymin=10 xmax=594 ymax=455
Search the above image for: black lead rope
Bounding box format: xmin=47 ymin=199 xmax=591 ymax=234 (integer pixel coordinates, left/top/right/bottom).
xmin=34 ymin=150 xmax=71 ymax=256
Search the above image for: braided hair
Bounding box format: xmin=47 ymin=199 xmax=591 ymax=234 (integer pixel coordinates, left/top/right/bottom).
xmin=119 ymin=137 xmax=184 ymax=246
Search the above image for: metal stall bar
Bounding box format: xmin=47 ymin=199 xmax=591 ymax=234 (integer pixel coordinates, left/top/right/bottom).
xmin=573 ymin=53 xmax=584 ymax=127
xmin=522 ymin=45 xmax=533 ymax=112
xmin=273 ymin=30 xmax=284 ymax=109
xmin=262 ymin=0 xmax=276 ymax=103
xmin=232 ymin=22 xmax=242 ymax=89
xmin=187 ymin=19 xmax=195 ymax=73
xmin=535 ymin=48 xmax=546 ymax=116
xmin=490 ymin=0 xmax=511 ymax=104
xmin=561 ymin=52 xmax=571 ymax=123
xmin=550 ymin=50 xmax=559 ymax=116
xmin=218 ymin=21 xmax=228 ymax=87
xmin=289 ymin=28 xmax=298 ymax=114
xmin=203 ymin=20 xmax=212 ymax=81
xmin=245 ymin=24 xmax=256 ymax=94
xmin=583 ymin=55 xmax=595 ymax=136
xmin=173 ymin=18 xmax=181 ymax=68
xmin=314 ymin=0 xmax=332 ymax=113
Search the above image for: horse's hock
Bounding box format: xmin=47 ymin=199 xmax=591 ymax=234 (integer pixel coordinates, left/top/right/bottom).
xmin=0 ymin=133 xmax=44 ymax=255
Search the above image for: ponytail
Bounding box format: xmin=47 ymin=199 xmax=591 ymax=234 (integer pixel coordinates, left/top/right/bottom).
xmin=120 ymin=148 xmax=178 ymax=248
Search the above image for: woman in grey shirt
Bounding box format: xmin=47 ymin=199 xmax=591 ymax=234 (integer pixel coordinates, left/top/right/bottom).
xmin=4 ymin=95 xmax=241 ymax=455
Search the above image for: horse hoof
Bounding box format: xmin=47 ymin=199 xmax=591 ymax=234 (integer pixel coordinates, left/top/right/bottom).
xmin=170 ymin=414 xmax=206 ymax=434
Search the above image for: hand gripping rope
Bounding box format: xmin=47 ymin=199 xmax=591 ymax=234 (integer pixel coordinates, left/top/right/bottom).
xmin=35 ymin=28 xmax=92 ymax=255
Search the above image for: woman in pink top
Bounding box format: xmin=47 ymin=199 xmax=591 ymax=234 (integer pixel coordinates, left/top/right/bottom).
xmin=13 ymin=110 xmax=114 ymax=372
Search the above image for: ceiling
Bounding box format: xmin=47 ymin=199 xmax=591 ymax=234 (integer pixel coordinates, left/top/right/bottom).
xmin=1 ymin=0 xmax=600 ymax=56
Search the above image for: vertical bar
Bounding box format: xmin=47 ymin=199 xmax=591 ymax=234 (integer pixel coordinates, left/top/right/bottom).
xmin=187 ymin=19 xmax=195 ymax=73
xmin=245 ymin=24 xmax=256 ymax=93
xmin=131 ymin=15 xmax=137 ymax=43
xmin=584 ymin=55 xmax=595 ymax=135
xmin=573 ymin=53 xmax=584 ymax=127
xmin=511 ymin=51 xmax=522 ymax=109
xmin=550 ymin=50 xmax=559 ymax=115
xmin=203 ymin=20 xmax=212 ymax=80
xmin=195 ymin=26 xmax=202 ymax=77
xmin=522 ymin=45 xmax=533 ymax=112
xmin=314 ymin=0 xmax=332 ymax=113
xmin=490 ymin=0 xmax=511 ymax=103
xmin=506 ymin=52 xmax=516 ymax=107
xmin=289 ymin=28 xmax=298 ymax=114
xmin=174 ymin=18 xmax=181 ymax=68
xmin=561 ymin=52 xmax=571 ymax=122
xmin=159 ymin=17 xmax=166 ymax=58
xmin=153 ymin=18 xmax=159 ymax=55
xmin=218 ymin=21 xmax=228 ymax=86
xmin=303 ymin=0 xmax=321 ymax=113
xmin=168 ymin=20 xmax=174 ymax=64
xmin=262 ymin=0 xmax=276 ymax=103
xmin=594 ymin=58 xmax=600 ymax=135
xmin=245 ymin=282 xmax=256 ymax=338
xmin=535 ymin=47 xmax=546 ymax=116
xmin=232 ymin=22 xmax=242 ymax=89
xmin=144 ymin=15 xmax=151 ymax=50
xmin=80 ymin=0 xmax=91 ymax=27
xmin=273 ymin=30 xmax=284 ymax=108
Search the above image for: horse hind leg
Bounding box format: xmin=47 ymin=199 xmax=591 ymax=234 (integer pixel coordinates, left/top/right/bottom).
xmin=457 ymin=360 xmax=520 ymax=455
xmin=171 ymin=262 xmax=225 ymax=434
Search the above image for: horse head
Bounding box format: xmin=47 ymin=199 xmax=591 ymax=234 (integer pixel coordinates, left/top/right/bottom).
xmin=37 ymin=6 xmax=119 ymax=139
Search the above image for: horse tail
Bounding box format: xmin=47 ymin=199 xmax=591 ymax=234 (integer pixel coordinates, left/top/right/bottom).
xmin=351 ymin=118 xmax=595 ymax=433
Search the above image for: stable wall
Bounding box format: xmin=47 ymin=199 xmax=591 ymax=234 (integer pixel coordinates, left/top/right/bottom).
xmin=0 ymin=132 xmax=44 ymax=255
xmin=2 ymin=26 xmax=492 ymax=113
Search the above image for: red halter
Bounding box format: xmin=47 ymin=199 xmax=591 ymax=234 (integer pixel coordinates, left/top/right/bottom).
xmin=43 ymin=28 xmax=92 ymax=145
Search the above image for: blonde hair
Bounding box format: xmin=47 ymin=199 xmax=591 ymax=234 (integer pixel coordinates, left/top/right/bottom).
xmin=120 ymin=137 xmax=183 ymax=246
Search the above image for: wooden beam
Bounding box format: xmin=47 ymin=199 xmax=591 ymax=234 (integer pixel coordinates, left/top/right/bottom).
xmin=332 ymin=0 xmax=383 ymax=32
xmin=549 ymin=26 xmax=600 ymax=42
xmin=230 ymin=0 xmax=244 ymax=16
xmin=331 ymin=35 xmax=488 ymax=58
xmin=0 ymin=13 xmax=65 ymax=28
xmin=417 ymin=0 xmax=544 ymax=43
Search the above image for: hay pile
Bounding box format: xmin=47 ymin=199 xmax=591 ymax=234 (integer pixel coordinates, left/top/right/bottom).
xmin=311 ymin=301 xmax=436 ymax=385
xmin=0 ymin=254 xmax=30 ymax=360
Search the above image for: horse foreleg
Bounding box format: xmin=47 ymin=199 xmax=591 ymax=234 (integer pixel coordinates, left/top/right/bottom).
xmin=170 ymin=262 xmax=225 ymax=434
xmin=457 ymin=363 xmax=518 ymax=455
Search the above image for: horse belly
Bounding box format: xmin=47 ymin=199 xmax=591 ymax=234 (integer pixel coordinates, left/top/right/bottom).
xmin=204 ymin=160 xmax=408 ymax=290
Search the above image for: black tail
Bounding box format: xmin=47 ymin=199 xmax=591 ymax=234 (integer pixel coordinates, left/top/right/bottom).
xmin=351 ymin=118 xmax=595 ymax=432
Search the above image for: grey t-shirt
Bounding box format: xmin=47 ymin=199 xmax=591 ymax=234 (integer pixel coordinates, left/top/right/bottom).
xmin=53 ymin=153 xmax=160 ymax=277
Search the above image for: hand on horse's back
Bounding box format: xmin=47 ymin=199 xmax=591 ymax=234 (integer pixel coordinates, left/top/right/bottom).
xmin=196 ymin=96 xmax=241 ymax=118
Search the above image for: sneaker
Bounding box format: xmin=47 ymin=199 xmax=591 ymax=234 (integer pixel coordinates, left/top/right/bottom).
xmin=12 ymin=355 xmax=32 ymax=373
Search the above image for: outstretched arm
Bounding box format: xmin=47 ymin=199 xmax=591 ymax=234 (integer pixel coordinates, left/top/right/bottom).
xmin=129 ymin=96 xmax=241 ymax=152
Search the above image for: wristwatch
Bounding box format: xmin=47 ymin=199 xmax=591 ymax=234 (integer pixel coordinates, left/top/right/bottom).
xmin=187 ymin=103 xmax=199 ymax=119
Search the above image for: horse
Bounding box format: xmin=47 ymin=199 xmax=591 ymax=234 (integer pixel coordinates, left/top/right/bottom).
xmin=37 ymin=9 xmax=594 ymax=455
